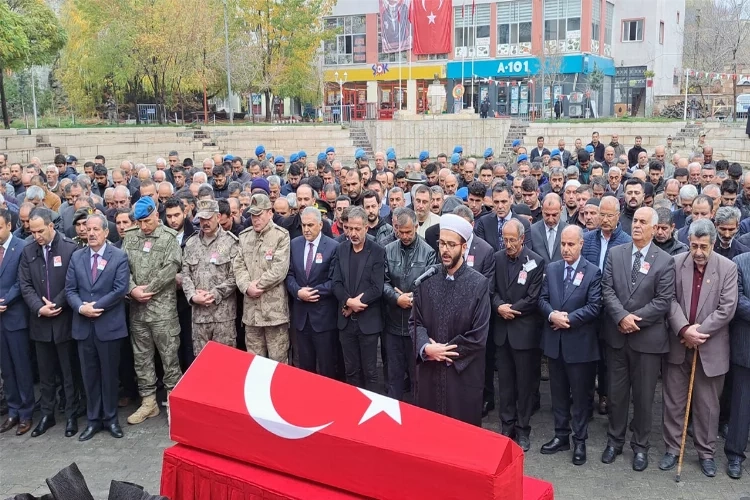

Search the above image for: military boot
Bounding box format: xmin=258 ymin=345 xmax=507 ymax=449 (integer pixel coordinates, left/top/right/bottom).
xmin=127 ymin=395 xmax=160 ymax=425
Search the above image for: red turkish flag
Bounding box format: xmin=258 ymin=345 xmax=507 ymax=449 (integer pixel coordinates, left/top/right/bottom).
xmin=409 ymin=0 xmax=452 ymax=55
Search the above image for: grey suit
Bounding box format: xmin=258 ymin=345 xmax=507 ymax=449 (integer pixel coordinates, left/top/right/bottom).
xmin=663 ymin=252 xmax=737 ymax=459
xmin=601 ymin=242 xmax=675 ymax=453
xmin=726 ymin=254 xmax=750 ymax=462
xmin=529 ymin=220 xmax=567 ymax=265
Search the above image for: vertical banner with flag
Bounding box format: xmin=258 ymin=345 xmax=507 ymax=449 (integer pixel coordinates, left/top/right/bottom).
xmin=380 ymin=0 xmax=412 ymax=53
xmin=409 ymin=0 xmax=452 ymax=55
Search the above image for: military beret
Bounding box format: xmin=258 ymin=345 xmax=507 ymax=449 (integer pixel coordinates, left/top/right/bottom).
xmin=133 ymin=197 xmax=156 ymax=220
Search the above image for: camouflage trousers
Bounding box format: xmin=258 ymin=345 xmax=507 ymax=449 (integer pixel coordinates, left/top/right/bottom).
xmin=131 ymin=318 xmax=183 ymax=398
xmin=244 ymin=323 xmax=289 ymax=363
xmin=193 ymin=321 xmax=236 ymax=356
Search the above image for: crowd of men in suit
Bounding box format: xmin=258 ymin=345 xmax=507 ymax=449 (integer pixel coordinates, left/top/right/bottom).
xmin=0 ymin=132 xmax=748 ymax=481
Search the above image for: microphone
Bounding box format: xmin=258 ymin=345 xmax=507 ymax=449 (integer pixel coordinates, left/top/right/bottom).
xmin=414 ymin=264 xmax=441 ymax=288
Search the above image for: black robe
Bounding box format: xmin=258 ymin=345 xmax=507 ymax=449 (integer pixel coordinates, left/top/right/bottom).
xmin=410 ymin=263 xmax=490 ymax=426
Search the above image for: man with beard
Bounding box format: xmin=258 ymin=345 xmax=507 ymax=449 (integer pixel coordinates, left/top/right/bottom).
xmin=444 ymin=174 xmax=459 ymax=196
xmin=466 ymin=181 xmax=491 ymax=221
xmin=331 ymin=195 xmax=350 ymax=237
xmin=542 ymin=167 xmax=565 ymax=197
xmin=627 ymin=136 xmax=647 ymax=167
xmin=91 ymin=165 xmax=111 ymax=198
xmin=561 ymin=180 xmax=580 ymax=223
xmin=713 ymin=206 xmax=749 ymax=260
xmin=413 ymin=185 xmax=440 ymax=238
xmin=211 ymin=166 xmax=229 ymax=199
xmin=521 ymin=177 xmax=542 ymax=224
xmin=172 ymin=166 xmax=188 ymax=191
xmin=429 ymin=186 xmax=444 ymax=215
xmin=9 ymin=163 xmax=24 ymax=197
xmin=280 ymin=164 xmax=302 ymax=196
xmin=382 ymin=207 xmax=436 ymax=400
xmin=619 ymin=179 xmax=645 ymax=235
xmin=609 ymin=134 xmax=625 ymax=158
xmin=653 ymin=208 xmax=688 ymax=256
xmin=410 ymin=213 xmax=490 ymax=426
xmin=363 ymin=190 xmax=394 ymax=247
xmin=648 ymin=161 xmax=665 ymax=195
xmin=664 ymin=179 xmax=681 ymax=212
xmin=602 ymin=146 xmax=617 ymax=171
xmin=344 ymin=169 xmax=364 ymax=206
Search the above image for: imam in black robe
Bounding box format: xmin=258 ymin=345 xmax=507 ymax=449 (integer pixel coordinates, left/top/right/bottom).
xmin=410 ymin=262 xmax=491 ymax=426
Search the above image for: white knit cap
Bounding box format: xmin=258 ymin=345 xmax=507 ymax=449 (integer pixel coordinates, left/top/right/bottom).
xmin=440 ymin=214 xmax=473 ymax=242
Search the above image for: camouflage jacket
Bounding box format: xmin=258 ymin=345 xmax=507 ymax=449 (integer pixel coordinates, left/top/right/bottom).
xmin=123 ymin=224 xmax=181 ymax=322
xmin=182 ymin=228 xmax=239 ymax=323
xmin=233 ymin=221 xmax=290 ymax=327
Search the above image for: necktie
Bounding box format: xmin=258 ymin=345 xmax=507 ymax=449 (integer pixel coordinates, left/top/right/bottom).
xmin=547 ymin=228 xmax=556 ymax=256
xmin=631 ymin=251 xmax=642 ymax=285
xmin=45 ymin=245 xmax=52 ymax=299
xmin=0 ymin=246 xmax=5 ymax=269
xmin=304 ymin=242 xmax=314 ymax=278
xmin=92 ymin=253 xmax=99 ymax=282
xmin=497 ymin=218 xmax=505 ymax=250
xmin=564 ymin=265 xmax=573 ymax=290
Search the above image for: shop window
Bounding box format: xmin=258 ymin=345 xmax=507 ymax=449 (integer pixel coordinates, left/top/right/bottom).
xmin=497 ymin=0 xmax=532 ymax=56
xmin=454 ymin=4 xmax=491 ymax=58
xmin=323 ymin=16 xmax=366 ymax=65
xmin=543 ymin=0 xmax=582 ymax=53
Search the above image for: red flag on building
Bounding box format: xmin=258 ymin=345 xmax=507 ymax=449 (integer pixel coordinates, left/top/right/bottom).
xmin=409 ymin=0 xmax=452 ymax=55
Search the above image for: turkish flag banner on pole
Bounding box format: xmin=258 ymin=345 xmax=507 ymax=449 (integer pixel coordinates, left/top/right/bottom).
xmin=409 ymin=0 xmax=452 ymax=55
xmin=170 ymin=342 xmax=526 ymax=500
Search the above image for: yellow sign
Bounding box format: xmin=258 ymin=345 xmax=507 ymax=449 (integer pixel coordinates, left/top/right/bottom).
xmin=324 ymin=64 xmax=446 ymax=82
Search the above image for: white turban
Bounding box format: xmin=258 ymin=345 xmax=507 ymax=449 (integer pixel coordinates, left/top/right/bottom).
xmin=440 ymin=214 xmax=473 ymax=242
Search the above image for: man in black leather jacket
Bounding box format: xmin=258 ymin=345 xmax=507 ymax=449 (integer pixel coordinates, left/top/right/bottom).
xmin=382 ymin=207 xmax=437 ymax=400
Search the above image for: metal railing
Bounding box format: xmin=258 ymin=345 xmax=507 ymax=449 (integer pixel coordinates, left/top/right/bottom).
xmin=322 ymin=103 xmax=387 ymax=124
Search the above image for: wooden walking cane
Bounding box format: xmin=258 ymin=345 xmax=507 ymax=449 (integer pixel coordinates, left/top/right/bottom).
xmin=675 ymin=347 xmax=699 ymax=482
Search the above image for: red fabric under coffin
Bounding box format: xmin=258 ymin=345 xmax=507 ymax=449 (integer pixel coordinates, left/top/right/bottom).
xmin=169 ymin=342 xmax=525 ymax=500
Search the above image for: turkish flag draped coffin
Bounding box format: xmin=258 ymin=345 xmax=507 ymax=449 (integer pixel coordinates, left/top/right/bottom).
xmin=408 ymin=0 xmax=452 ymax=54
xmin=170 ymin=342 xmax=525 ymax=500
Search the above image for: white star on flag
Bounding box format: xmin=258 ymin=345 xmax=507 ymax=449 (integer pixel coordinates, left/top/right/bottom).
xmin=357 ymin=388 xmax=402 ymax=425
xmin=427 ymin=11 xmax=436 ymax=24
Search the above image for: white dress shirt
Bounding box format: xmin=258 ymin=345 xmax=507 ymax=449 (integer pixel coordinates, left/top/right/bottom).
xmin=303 ymin=232 xmax=322 ymax=268
xmin=631 ymin=242 xmax=651 ymax=269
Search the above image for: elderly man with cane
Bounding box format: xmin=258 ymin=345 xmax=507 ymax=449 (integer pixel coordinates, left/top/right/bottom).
xmin=659 ymin=219 xmax=738 ymax=479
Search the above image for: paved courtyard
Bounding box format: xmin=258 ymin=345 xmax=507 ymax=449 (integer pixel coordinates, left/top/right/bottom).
xmin=2 ymin=382 xmax=750 ymax=500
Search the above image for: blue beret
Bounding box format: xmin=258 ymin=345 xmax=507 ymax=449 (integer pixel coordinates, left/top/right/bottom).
xmin=133 ymin=197 xmax=156 ymax=220
xmin=317 ymin=152 xmax=327 ymax=162
xmin=298 ymin=150 xmax=307 ymax=158
xmin=266 ymin=153 xmax=274 ymax=159
xmin=223 ymin=154 xmax=234 ymax=162
xmin=456 ymin=187 xmax=469 ymax=201
xmin=450 ymin=153 xmax=460 ymax=164
xmin=550 ymin=149 xmax=560 ymax=157
xmin=386 ymin=147 xmax=396 ymax=156
xmin=512 ymin=139 xmax=521 ymax=147
xmin=453 ymin=145 xmax=463 ymax=154
xmin=325 ymin=146 xmax=335 ymax=154
xmin=386 ymin=151 xmax=396 ymax=161
xmin=289 ymin=153 xmax=299 ymax=163
xmin=255 ymin=145 xmax=265 ymax=156
xmin=418 ymin=151 xmax=429 ymax=162
xmin=355 ymin=148 xmax=366 ymax=160
xmin=517 ymin=153 xmax=529 ymax=162
xmin=484 ymin=148 xmax=494 ymax=158
xmin=250 ymin=178 xmax=270 ymax=195
xmin=274 ymin=156 xmax=285 ymax=164
xmin=585 ymin=145 xmax=594 ymax=153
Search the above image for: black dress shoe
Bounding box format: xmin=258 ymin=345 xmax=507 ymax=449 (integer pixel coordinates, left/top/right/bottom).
xmin=601 ymin=445 xmax=622 ymax=464
xmin=31 ymin=415 xmax=56 ymax=437
xmin=572 ymin=443 xmax=587 ymax=466
xmin=516 ymin=435 xmax=530 ymax=452
xmin=658 ymin=452 xmax=678 ymax=471
xmin=0 ymin=416 xmax=18 ymax=433
xmin=700 ymin=458 xmax=717 ymax=477
xmin=540 ymin=437 xmax=570 ymax=454
xmin=65 ymin=418 xmax=78 ymax=437
xmin=482 ymin=401 xmax=495 ymax=418
xmin=727 ymin=458 xmax=742 ymax=479
xmin=632 ymin=452 xmax=649 ymax=472
xmin=108 ymin=422 xmax=123 ymax=438
xmin=78 ymin=422 xmax=102 ymax=442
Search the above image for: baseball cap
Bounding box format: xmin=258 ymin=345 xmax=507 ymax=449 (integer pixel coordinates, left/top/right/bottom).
xmin=196 ymin=199 xmax=219 ymax=219
xmin=248 ymin=193 xmax=272 ymax=215
xmin=66 ymin=155 xmax=78 ymax=164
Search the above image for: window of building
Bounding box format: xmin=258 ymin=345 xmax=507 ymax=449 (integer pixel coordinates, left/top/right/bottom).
xmin=324 ymin=16 xmax=367 ymax=65
xmin=677 ymin=11 xmax=680 ymax=24
xmin=543 ymin=0 xmax=582 ymax=52
xmin=416 ymin=54 xmax=448 ymax=61
xmin=591 ymin=0 xmax=600 ymax=43
xmin=659 ymin=21 xmax=665 ymax=44
xmin=377 ymin=15 xmax=407 ymax=63
xmin=454 ymin=4 xmax=491 ymax=58
xmin=497 ymin=0 xmax=533 ymax=56
xmin=622 ymin=19 xmax=644 ymax=42
xmin=605 ymin=2 xmax=614 ymax=45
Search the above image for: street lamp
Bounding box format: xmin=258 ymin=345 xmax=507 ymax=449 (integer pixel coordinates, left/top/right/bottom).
xmin=334 ymin=71 xmax=348 ymax=103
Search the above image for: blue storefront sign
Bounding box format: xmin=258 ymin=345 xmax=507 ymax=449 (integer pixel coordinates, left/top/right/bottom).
xmin=447 ymin=54 xmax=615 ymax=79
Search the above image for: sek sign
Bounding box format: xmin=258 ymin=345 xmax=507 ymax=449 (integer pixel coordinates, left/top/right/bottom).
xmin=447 ymin=58 xmax=541 ymax=79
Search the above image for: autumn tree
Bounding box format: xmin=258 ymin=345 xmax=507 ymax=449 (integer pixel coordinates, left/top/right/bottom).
xmin=0 ymin=0 xmax=66 ymax=128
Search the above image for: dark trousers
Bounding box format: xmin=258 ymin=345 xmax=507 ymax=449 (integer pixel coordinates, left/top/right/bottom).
xmin=719 ymin=366 xmax=733 ymax=426
xmin=79 ymin=331 xmax=121 ymax=425
xmin=297 ymin=320 xmax=336 ymax=379
xmin=339 ymin=322 xmax=379 ymax=392
xmin=549 ymin=355 xmax=596 ymax=443
xmin=177 ymin=293 xmax=194 ymax=371
xmin=118 ymin=336 xmax=138 ymax=399
xmin=483 ymin=332 xmax=496 ymax=404
xmin=36 ymin=340 xmax=79 ymax=419
xmin=496 ymin=342 xmax=538 ymax=437
xmin=725 ymin=363 xmax=750 ymax=462
xmin=385 ymin=333 xmax=413 ymax=400
xmin=597 ymin=338 xmax=608 ymax=397
xmin=606 ymin=344 xmax=662 ymax=453
xmin=0 ymin=328 xmax=34 ymax=420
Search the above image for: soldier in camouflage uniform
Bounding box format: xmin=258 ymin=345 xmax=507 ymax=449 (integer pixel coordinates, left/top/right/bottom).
xmin=181 ymin=199 xmax=239 ymax=355
xmin=122 ymin=197 xmax=182 ymax=425
xmin=234 ymin=194 xmax=291 ymax=363
xmin=72 ymin=207 xmax=93 ymax=248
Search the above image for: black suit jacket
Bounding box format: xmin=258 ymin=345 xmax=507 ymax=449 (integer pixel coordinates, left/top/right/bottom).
xmin=538 ymin=258 xmax=602 ymax=363
xmin=278 ymin=213 xmax=333 ymax=241
xmin=490 ymin=247 xmax=545 ymax=350
xmin=18 ymin=232 xmax=79 ymax=344
xmin=286 ymin=235 xmax=339 ymax=333
xmin=474 ymin=214 xmax=531 ymax=252
xmin=332 ymin=239 xmax=385 ymax=334
xmin=466 ymin=235 xmax=495 ymax=279
xmin=529 ymin=220 xmax=567 ymax=265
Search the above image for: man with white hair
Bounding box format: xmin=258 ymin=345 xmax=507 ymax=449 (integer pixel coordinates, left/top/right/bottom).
xmin=674 ymin=184 xmax=698 ymax=230
xmin=155 ymin=158 xmax=167 ymax=171
xmin=202 ymin=158 xmax=215 ymax=181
